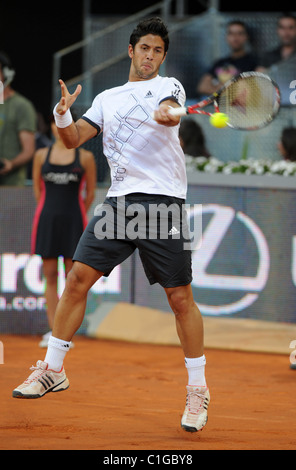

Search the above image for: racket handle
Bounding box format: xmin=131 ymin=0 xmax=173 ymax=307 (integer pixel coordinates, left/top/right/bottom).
xmin=151 ymin=106 xmax=187 ymax=120
xmin=168 ymin=106 xmax=187 ymax=116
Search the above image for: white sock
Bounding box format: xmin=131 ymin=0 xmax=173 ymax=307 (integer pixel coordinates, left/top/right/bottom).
xmin=185 ymin=355 xmax=207 ymax=387
xmin=44 ymin=336 xmax=71 ymax=372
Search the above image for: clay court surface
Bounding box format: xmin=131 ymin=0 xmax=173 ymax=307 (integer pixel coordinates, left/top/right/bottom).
xmin=0 ymin=334 xmax=295 ymax=451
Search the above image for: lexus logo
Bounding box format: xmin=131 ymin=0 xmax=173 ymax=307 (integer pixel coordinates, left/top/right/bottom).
xmin=189 ymin=204 xmax=270 ymax=315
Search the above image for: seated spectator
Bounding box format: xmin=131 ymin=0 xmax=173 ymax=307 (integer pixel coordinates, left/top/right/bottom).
xmin=257 ymin=14 xmax=296 ymax=70
xmin=179 ymin=118 xmax=211 ymax=158
xmin=197 ymin=21 xmax=258 ymax=96
xmin=278 ymin=127 xmax=296 ymax=161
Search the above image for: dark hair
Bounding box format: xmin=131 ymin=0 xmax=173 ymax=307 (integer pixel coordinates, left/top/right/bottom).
xmin=277 ymin=13 xmax=296 ymax=26
xmin=281 ymin=127 xmax=296 ymax=161
xmin=129 ymin=17 xmax=169 ymax=53
xmin=226 ymin=20 xmax=249 ymax=35
xmin=179 ymin=119 xmax=210 ymax=158
xmin=0 ymin=51 xmax=13 ymax=79
xmin=0 ymin=51 xmax=12 ymax=69
xmin=0 ymin=51 xmax=15 ymax=84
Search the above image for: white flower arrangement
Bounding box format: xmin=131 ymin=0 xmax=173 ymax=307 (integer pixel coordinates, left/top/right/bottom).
xmin=185 ymin=155 xmax=296 ymax=176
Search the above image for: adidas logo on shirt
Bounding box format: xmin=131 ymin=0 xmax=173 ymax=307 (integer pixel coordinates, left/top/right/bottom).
xmin=168 ymin=226 xmax=180 ymax=235
xmin=145 ymin=91 xmax=153 ymax=98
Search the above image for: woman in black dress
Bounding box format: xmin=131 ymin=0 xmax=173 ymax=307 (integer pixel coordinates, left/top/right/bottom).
xmin=31 ymin=117 xmax=96 ymax=347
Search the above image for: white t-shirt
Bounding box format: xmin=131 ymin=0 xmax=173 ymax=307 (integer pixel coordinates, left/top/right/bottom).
xmin=82 ymin=75 xmax=187 ymax=199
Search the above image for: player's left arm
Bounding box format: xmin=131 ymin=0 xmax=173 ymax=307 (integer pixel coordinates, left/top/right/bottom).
xmin=153 ymin=99 xmax=182 ymax=127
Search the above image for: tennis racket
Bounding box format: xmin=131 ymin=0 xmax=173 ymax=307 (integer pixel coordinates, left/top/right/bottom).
xmin=169 ymin=71 xmax=281 ymax=130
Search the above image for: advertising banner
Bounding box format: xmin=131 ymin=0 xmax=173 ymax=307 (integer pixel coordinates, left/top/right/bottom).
xmin=1 ymin=182 xmax=296 ymax=335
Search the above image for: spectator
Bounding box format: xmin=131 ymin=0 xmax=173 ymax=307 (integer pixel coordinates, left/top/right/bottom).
xmin=27 ymin=112 xmax=53 ymax=180
xmin=31 ymin=116 xmax=96 ymax=347
xmin=0 ymin=52 xmax=37 ymax=186
xmin=257 ymin=14 xmax=296 ymax=70
xmin=277 ymin=127 xmax=296 ymax=161
xmin=179 ymin=118 xmax=211 ymax=158
xmin=197 ymin=21 xmax=258 ymax=96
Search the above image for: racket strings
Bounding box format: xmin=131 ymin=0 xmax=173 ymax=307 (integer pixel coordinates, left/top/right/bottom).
xmin=218 ymin=76 xmax=278 ymax=130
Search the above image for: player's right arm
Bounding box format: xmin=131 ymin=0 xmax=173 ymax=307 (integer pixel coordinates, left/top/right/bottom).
xmin=55 ymin=80 xmax=98 ymax=149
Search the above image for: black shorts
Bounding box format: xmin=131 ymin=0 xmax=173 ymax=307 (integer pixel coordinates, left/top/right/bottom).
xmin=73 ymin=193 xmax=192 ymax=288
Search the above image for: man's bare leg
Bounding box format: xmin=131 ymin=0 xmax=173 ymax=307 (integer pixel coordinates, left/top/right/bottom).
xmin=52 ymin=261 xmax=104 ymax=341
xmin=165 ymin=284 xmax=204 ymax=358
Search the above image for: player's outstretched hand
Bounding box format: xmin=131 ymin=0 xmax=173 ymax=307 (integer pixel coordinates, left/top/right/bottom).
xmin=56 ymin=79 xmax=82 ymax=116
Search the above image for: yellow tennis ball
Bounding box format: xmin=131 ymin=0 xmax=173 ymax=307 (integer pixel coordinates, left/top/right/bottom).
xmin=209 ymin=112 xmax=229 ymax=128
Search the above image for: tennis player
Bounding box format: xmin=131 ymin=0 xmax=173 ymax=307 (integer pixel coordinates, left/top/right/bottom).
xmin=13 ymin=17 xmax=210 ymax=433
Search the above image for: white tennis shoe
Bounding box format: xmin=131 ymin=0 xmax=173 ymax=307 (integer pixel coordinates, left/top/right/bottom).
xmin=181 ymin=385 xmax=210 ymax=432
xmin=12 ymin=360 xmax=69 ymax=398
